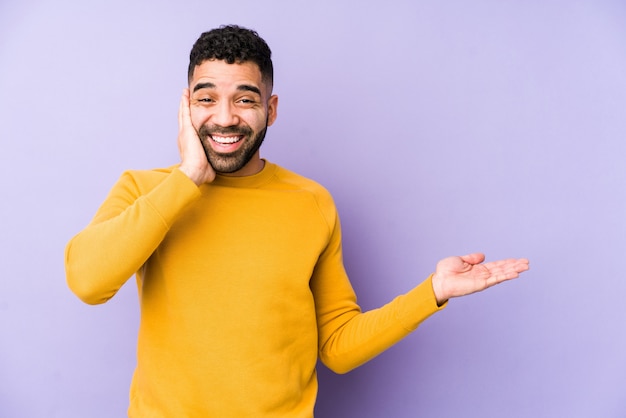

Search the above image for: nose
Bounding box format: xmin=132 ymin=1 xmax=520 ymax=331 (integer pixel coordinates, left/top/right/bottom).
xmin=211 ymin=100 xmax=240 ymax=127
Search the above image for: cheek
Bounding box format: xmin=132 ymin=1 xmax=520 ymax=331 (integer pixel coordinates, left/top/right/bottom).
xmin=246 ymin=111 xmax=270 ymax=130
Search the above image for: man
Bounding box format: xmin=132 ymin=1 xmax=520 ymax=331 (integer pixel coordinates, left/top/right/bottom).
xmin=65 ymin=25 xmax=529 ymax=417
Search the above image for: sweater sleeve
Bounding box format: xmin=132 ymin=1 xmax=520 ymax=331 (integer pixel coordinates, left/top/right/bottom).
xmin=65 ymin=168 xmax=201 ymax=305
xmin=310 ymin=205 xmax=446 ymax=374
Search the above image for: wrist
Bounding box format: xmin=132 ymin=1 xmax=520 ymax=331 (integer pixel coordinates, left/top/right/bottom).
xmin=431 ymin=273 xmax=448 ymax=306
xmin=178 ymin=165 xmax=205 ymax=186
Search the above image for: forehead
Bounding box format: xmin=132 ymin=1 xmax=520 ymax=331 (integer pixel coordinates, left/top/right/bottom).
xmin=190 ymin=60 xmax=264 ymax=92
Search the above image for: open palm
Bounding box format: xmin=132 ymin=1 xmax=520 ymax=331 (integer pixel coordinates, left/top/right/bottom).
xmin=432 ymin=253 xmax=529 ymax=304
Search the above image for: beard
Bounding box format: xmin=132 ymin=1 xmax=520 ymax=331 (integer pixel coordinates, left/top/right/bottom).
xmin=197 ymin=122 xmax=268 ymax=174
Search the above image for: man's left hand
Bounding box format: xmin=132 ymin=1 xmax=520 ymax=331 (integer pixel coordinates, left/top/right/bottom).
xmin=431 ymin=253 xmax=530 ymax=305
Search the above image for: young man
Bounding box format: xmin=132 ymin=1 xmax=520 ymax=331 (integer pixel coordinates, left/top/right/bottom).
xmin=65 ymin=25 xmax=529 ymax=417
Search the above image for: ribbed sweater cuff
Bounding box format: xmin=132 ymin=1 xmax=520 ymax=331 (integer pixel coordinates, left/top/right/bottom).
xmin=396 ymin=274 xmax=447 ymax=331
xmin=145 ymin=168 xmax=202 ymax=227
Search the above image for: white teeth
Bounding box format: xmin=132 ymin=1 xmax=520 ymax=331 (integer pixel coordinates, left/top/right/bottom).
xmin=212 ymin=135 xmax=240 ymax=144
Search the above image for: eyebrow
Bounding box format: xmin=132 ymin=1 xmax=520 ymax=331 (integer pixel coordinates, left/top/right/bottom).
xmin=237 ymin=84 xmax=262 ymax=96
xmin=192 ymin=82 xmax=216 ymax=92
xmin=192 ymin=82 xmax=262 ymax=96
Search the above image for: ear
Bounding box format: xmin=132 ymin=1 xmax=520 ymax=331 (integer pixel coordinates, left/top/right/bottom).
xmin=266 ymin=94 xmax=278 ymax=126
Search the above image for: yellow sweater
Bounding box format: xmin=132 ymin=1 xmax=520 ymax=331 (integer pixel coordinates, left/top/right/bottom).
xmin=65 ymin=161 xmax=445 ymax=417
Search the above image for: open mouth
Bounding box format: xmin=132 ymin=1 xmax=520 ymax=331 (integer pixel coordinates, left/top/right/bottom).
xmin=211 ymin=135 xmax=243 ymax=145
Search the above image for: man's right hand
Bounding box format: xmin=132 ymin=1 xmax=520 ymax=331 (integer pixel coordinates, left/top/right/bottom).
xmin=177 ymin=88 xmax=216 ymax=185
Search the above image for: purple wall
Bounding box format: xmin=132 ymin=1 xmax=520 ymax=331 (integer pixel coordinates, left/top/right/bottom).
xmin=1 ymin=0 xmax=625 ymax=416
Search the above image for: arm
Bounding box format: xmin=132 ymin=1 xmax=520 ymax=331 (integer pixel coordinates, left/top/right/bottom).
xmin=312 ymin=208 xmax=529 ymax=373
xmin=65 ymin=169 xmax=201 ymax=305
xmin=311 ymin=210 xmax=446 ymax=374
xmin=65 ymin=89 xmax=215 ymax=304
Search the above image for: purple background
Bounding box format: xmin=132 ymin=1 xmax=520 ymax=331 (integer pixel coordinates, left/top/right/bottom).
xmin=1 ymin=0 xmax=625 ymax=417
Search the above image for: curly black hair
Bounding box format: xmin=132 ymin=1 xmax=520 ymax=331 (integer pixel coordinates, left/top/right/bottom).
xmin=188 ymin=25 xmax=273 ymax=87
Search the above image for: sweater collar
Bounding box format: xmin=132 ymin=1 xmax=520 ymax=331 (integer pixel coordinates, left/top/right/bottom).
xmin=208 ymin=159 xmax=277 ymax=189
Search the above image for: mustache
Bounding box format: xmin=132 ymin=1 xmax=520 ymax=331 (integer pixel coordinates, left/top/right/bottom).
xmin=198 ymin=124 xmax=253 ymax=138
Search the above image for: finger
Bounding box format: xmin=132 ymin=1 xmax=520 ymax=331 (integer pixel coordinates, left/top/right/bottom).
xmin=178 ymin=90 xmax=184 ymax=133
xmin=181 ymin=88 xmax=192 ymax=127
xmin=485 ymin=258 xmax=529 ymax=270
xmin=486 ymin=260 xmax=529 ymax=286
xmin=513 ymin=259 xmax=530 ymax=273
xmin=485 ymin=270 xmax=520 ymax=287
xmin=179 ymin=88 xmax=192 ymax=130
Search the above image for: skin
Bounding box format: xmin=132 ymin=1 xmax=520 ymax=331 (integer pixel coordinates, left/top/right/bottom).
xmin=431 ymin=253 xmax=529 ymax=305
xmin=176 ymin=59 xmax=529 ymax=305
xmin=178 ymin=59 xmax=278 ymax=184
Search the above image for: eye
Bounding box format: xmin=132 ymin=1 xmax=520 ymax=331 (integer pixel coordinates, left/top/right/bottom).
xmin=236 ymin=97 xmax=258 ymax=107
xmin=192 ymin=96 xmax=216 ymax=107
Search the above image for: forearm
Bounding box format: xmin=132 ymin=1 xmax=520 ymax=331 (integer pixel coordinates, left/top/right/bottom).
xmin=318 ymin=276 xmax=445 ymax=374
xmin=65 ymin=169 xmax=200 ymax=304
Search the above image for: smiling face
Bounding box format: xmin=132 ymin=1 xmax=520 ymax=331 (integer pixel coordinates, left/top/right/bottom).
xmin=189 ymin=59 xmax=278 ymax=176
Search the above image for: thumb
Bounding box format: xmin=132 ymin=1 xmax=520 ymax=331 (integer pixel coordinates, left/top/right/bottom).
xmin=460 ymin=253 xmax=486 ymax=265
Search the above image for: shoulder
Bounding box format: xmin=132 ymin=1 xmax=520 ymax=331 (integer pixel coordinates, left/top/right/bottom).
xmin=117 ymin=165 xmax=178 ymax=188
xmin=271 ymin=164 xmax=334 ymax=202
xmin=269 ymin=163 xmax=338 ymax=226
xmin=122 ymin=165 xmax=177 ymax=179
